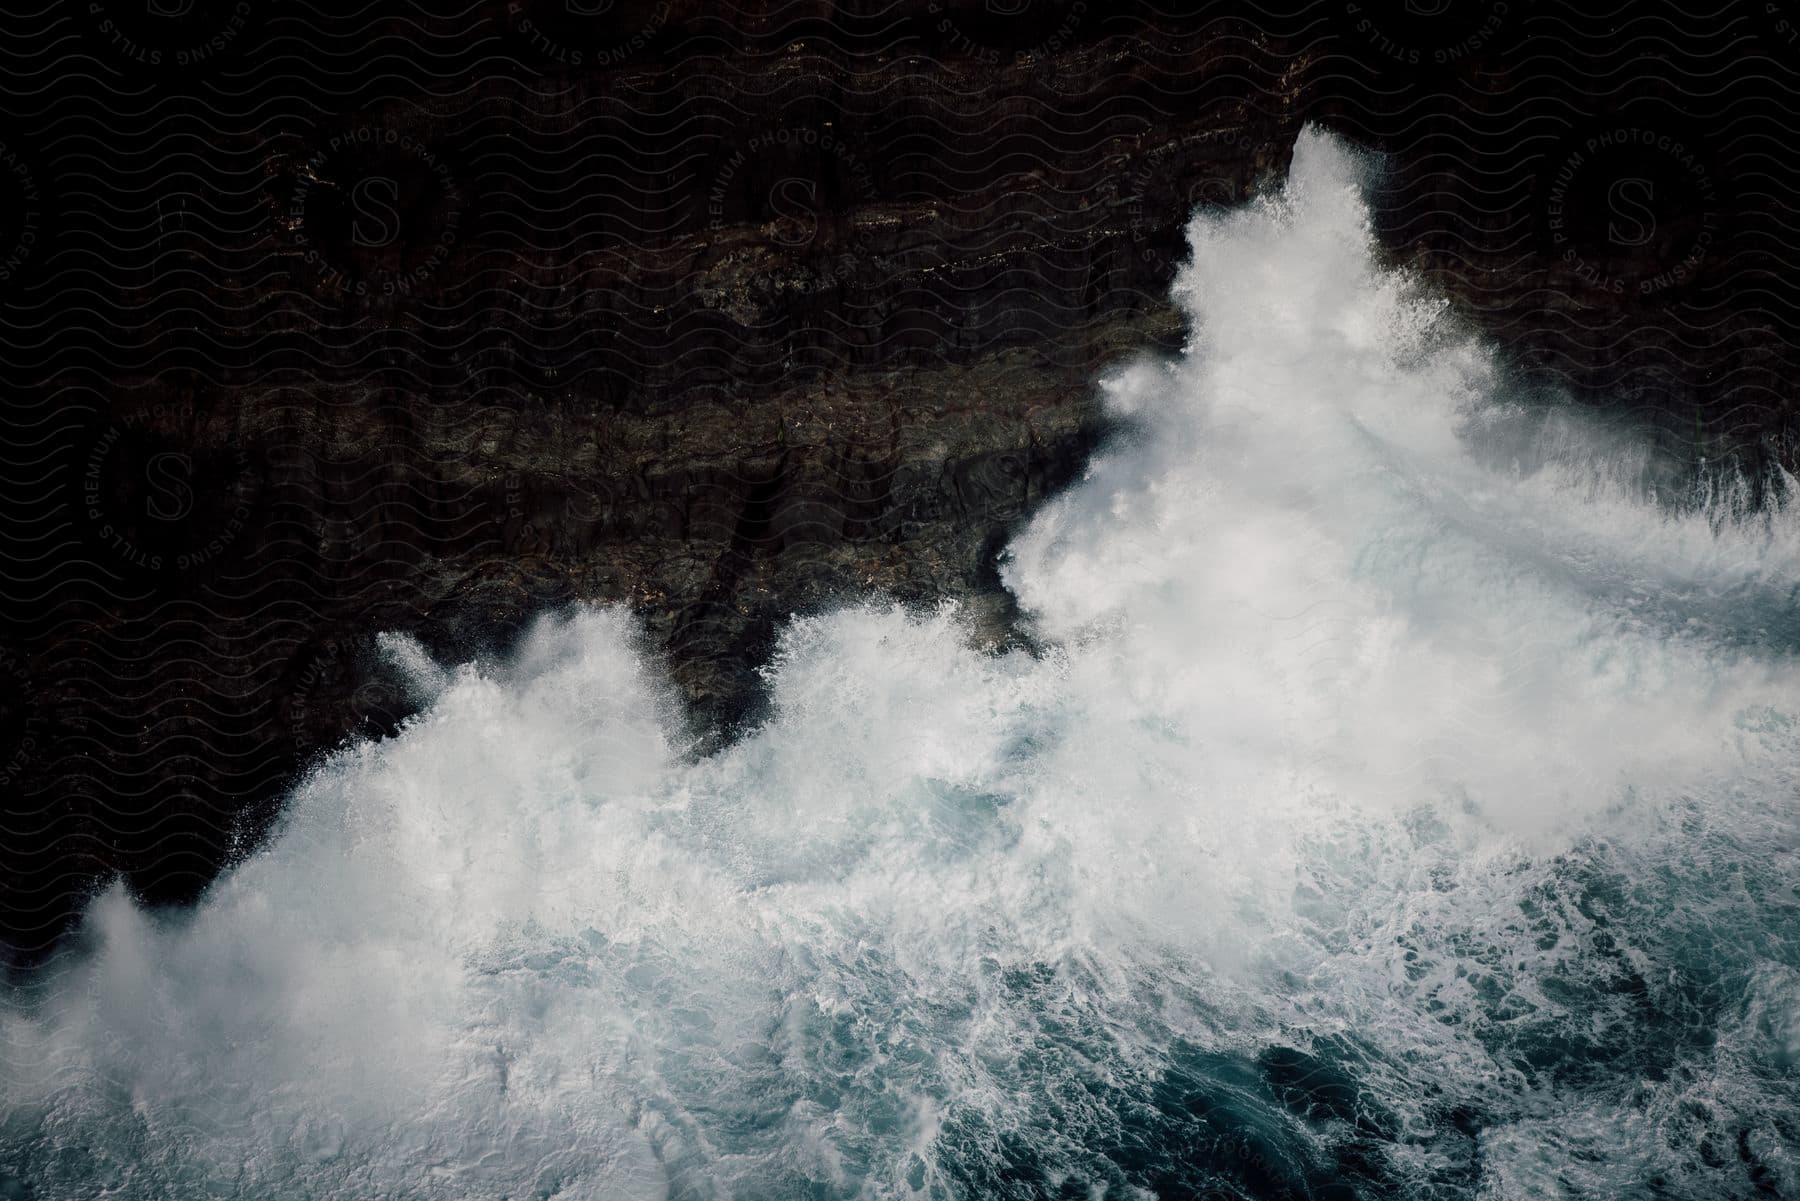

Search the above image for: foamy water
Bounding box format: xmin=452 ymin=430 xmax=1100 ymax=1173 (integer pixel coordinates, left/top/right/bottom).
xmin=3 ymin=128 xmax=1797 ymax=1200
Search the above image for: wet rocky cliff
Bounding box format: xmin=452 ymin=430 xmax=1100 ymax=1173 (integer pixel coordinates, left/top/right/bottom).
xmin=3 ymin=0 xmax=1798 ymax=963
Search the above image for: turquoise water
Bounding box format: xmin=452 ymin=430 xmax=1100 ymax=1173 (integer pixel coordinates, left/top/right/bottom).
xmin=2 ymin=128 xmax=1796 ymax=1200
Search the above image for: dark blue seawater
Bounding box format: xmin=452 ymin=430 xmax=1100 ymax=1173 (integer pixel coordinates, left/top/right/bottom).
xmin=3 ymin=128 xmax=1796 ymax=1200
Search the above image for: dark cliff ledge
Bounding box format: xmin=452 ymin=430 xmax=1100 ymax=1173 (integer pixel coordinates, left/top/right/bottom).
xmin=3 ymin=0 xmax=1798 ymax=964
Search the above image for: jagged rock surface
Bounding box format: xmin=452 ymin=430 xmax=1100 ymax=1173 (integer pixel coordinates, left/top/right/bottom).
xmin=3 ymin=0 xmax=1796 ymax=961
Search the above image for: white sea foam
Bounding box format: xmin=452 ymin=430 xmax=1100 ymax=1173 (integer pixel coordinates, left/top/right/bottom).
xmin=4 ymin=127 xmax=1797 ymax=1200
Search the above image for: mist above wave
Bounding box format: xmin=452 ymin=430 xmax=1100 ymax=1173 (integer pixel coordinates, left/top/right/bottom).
xmin=3 ymin=127 xmax=1797 ymax=1201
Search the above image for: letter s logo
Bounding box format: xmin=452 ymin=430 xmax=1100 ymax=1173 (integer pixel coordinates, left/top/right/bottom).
xmin=1607 ymin=177 xmax=1657 ymax=247
xmin=351 ymin=176 xmax=403 ymax=247
xmin=144 ymin=453 xmax=193 ymax=521
xmin=148 ymin=0 xmax=195 ymax=15
xmin=1406 ymin=0 xmax=1453 ymax=13
xmin=768 ymin=177 xmax=819 ymax=247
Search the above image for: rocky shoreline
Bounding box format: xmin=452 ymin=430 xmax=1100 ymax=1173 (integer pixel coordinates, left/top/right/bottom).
xmin=3 ymin=0 xmax=1797 ymax=963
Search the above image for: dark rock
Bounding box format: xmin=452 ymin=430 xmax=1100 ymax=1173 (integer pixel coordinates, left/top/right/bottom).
xmin=2 ymin=0 xmax=1796 ymax=964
